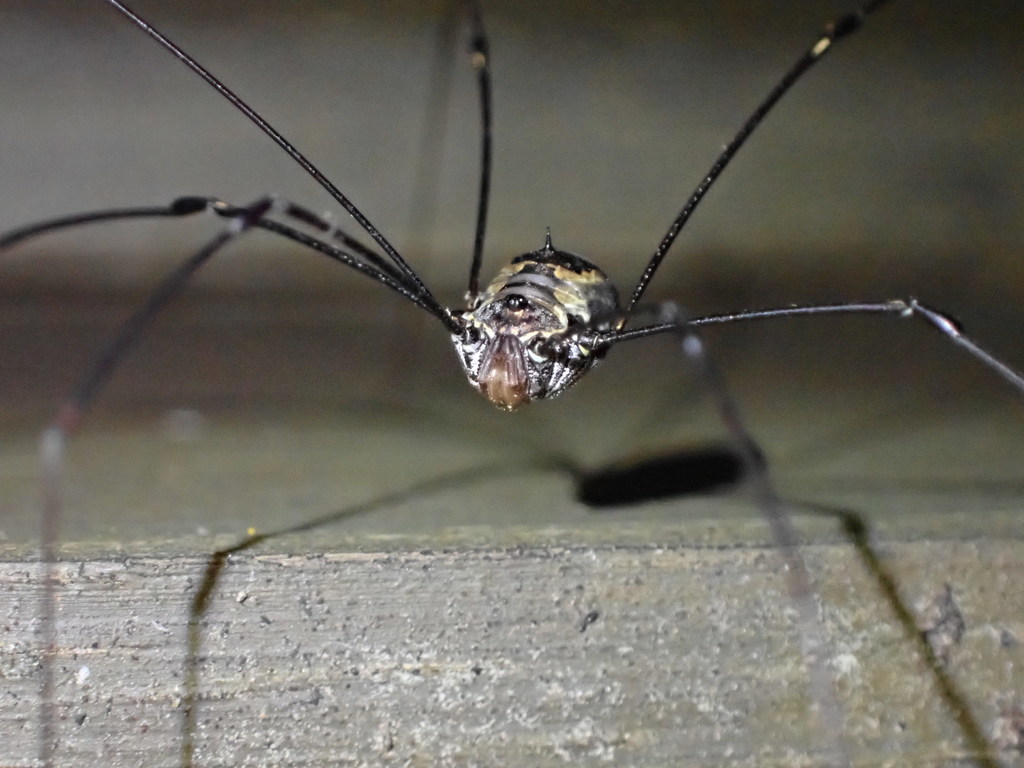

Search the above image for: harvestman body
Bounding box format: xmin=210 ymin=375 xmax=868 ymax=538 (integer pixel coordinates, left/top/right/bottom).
xmin=456 ymin=236 xmax=620 ymax=410
xmin=3 ymin=1 xmax=1024 ymax=766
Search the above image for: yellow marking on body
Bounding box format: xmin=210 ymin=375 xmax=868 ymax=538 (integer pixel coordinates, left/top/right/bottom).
xmin=550 ymin=263 xmax=605 ymax=285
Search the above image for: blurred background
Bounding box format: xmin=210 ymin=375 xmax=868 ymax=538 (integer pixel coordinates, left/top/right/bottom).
xmin=0 ymin=0 xmax=1021 ymax=544
xmin=2 ymin=1 xmax=1022 ymax=295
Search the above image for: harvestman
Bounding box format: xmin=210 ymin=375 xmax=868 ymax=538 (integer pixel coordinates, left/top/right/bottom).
xmin=3 ymin=0 xmax=1024 ymax=766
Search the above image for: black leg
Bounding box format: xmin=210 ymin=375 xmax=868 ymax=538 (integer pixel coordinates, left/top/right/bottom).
xmin=35 ymin=197 xmax=273 ymax=768
xmin=615 ymin=298 xmax=1024 ymax=399
xmin=612 ymin=302 xmax=855 ymax=768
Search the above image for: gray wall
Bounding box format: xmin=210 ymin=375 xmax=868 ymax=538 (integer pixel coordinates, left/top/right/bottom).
xmin=2 ymin=0 xmax=1021 ymax=312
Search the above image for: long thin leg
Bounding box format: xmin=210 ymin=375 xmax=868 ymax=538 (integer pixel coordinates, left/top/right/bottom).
xmin=0 ymin=195 xmax=398 ymax=274
xmin=35 ymin=197 xmax=273 ymax=768
xmin=99 ymin=1 xmax=454 ymax=326
xmin=625 ymin=0 xmax=894 ymax=314
xmin=0 ymin=196 xmax=445 ymax=318
xmin=204 ymin=197 xmax=441 ymax=313
xmin=465 ymin=0 xmax=493 ymax=299
xmin=643 ymin=304 xmax=854 ymax=767
xmin=612 ymin=299 xmax=1024 ymax=397
xmin=179 ymin=459 xmax=541 ymax=768
xmin=0 ymin=204 xmax=193 ymax=249
xmin=595 ymin=296 xmax=1024 ymax=764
